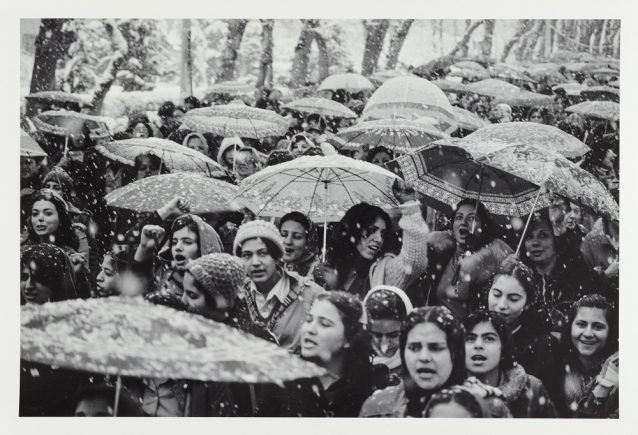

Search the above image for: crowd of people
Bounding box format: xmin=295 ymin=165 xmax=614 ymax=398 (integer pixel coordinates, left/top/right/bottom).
xmin=20 ymin=62 xmax=619 ymax=418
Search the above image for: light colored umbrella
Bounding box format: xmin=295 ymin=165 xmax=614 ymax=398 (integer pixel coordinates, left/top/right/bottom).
xmin=491 ymin=90 xmax=558 ymax=108
xmin=489 ymin=63 xmax=536 ymax=83
xmin=95 ymin=138 xmax=227 ymax=177
xmin=105 ymin=173 xmax=238 ymax=214
xmin=431 ymin=79 xmax=470 ymax=94
xmin=452 ymin=61 xmax=487 ymax=71
xmin=206 ymin=81 xmax=255 ymax=96
xmin=25 ymin=91 xmax=93 ymax=109
xmin=336 ymin=118 xmax=449 ymax=154
xmin=181 ymin=101 xmax=289 ymax=138
xmin=21 ymin=296 xmax=325 ymax=385
xmin=32 ymin=110 xmax=112 ymax=155
xmin=281 ymin=97 xmax=357 ymax=119
xmin=448 ymin=67 xmax=491 ymax=81
xmin=20 ymin=129 xmax=47 ymax=158
xmin=452 ymin=107 xmax=490 ymax=132
xmin=318 ymin=73 xmax=375 ymax=92
xmin=464 ymin=122 xmax=590 ymax=159
xmin=369 ymin=70 xmax=405 ymax=85
xmin=466 ymin=79 xmax=522 ymax=98
xmin=566 ymin=101 xmax=619 ymax=121
xmin=362 ymin=75 xmax=458 ymax=134
xmin=234 ymin=155 xmax=400 ymax=259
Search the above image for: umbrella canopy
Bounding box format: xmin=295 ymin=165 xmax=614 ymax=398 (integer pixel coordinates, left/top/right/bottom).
xmin=464 ymin=122 xmax=590 ymax=159
xmin=451 ymin=107 xmax=490 ymax=132
xmin=32 ymin=110 xmax=112 ymax=148
xmin=95 ymin=138 xmax=227 ymax=177
xmin=181 ymin=101 xmax=289 ymax=138
xmin=25 ymin=91 xmax=94 ymax=109
xmin=234 ymin=155 xmax=400 ymax=223
xmin=20 ymin=129 xmax=47 ymax=158
xmin=607 ymin=78 xmax=620 ymax=89
xmin=580 ymin=86 xmax=619 ymax=103
xmin=336 ymin=118 xmax=450 ymax=154
xmin=105 ymin=173 xmax=238 ymax=214
xmin=21 ymin=296 xmax=325 ymax=384
xmin=553 ymin=83 xmax=586 ymax=96
xmin=431 ymin=79 xmax=470 ymax=94
xmin=565 ymin=101 xmax=619 ymax=121
xmin=206 ymin=81 xmax=255 ymax=96
xmin=452 ymin=61 xmax=487 ymax=71
xmin=448 ymin=67 xmax=491 ymax=81
xmin=591 ymin=67 xmax=619 ymax=77
xmin=491 ymin=90 xmax=558 ymax=108
xmin=412 ymin=56 xmax=457 ymax=79
xmin=466 ymin=79 xmax=522 ymax=98
xmin=362 ymin=76 xmax=458 ymax=134
xmin=369 ymin=70 xmax=405 ymax=85
xmin=281 ymin=97 xmax=357 ymax=119
xmin=318 ymin=73 xmax=375 ymax=92
xmin=489 ymin=63 xmax=536 ymax=83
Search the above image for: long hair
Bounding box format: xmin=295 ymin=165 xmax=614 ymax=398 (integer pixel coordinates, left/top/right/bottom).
xmin=423 ymin=386 xmax=487 ymax=418
xmin=21 ymin=244 xmax=77 ymax=302
xmin=464 ymin=310 xmax=516 ymax=371
xmin=26 ymin=189 xmax=79 ymax=250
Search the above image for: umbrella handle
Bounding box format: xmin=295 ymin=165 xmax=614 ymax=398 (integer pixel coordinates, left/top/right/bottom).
xmin=515 ymin=188 xmax=544 ymax=256
xmin=322 ymin=179 xmax=328 ymax=263
xmin=471 ymin=165 xmax=485 ymax=234
xmin=113 ymin=375 xmax=122 ymax=417
xmin=64 ymin=131 xmax=69 ymax=158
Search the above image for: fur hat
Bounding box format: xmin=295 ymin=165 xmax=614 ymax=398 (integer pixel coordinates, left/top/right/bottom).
xmin=186 ymin=253 xmax=245 ymax=309
xmin=233 ymin=220 xmax=284 ymax=259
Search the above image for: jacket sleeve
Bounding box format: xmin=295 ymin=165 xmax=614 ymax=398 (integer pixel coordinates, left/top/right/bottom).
xmin=370 ymin=201 xmax=429 ymax=290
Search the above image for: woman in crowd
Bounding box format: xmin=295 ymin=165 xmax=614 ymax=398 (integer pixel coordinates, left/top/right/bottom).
xmin=288 ymin=133 xmax=316 ymax=157
xmin=366 ymin=146 xmax=394 ymax=168
xmin=423 ymin=386 xmax=490 ymax=418
xmin=129 ymin=120 xmax=154 ymax=139
xmin=278 ymin=211 xmax=320 ymax=278
xmin=182 ymin=132 xmax=209 ymax=155
xmin=464 ymin=310 xmax=557 ymax=417
xmin=133 ymin=153 xmax=169 ymax=182
xmin=526 ymin=107 xmax=545 ymax=124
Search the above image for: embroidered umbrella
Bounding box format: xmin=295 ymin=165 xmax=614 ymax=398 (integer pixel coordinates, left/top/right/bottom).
xmin=580 ymin=86 xmax=620 ymax=103
xmin=565 ymin=101 xmax=619 ymax=121
xmin=369 ymin=70 xmax=405 ymax=85
xmin=25 ymin=91 xmax=94 ymax=109
xmin=281 ymin=97 xmax=357 ymax=119
xmin=20 ymin=129 xmax=47 ymax=158
xmin=452 ymin=61 xmax=487 ymax=72
xmin=466 ymin=79 xmax=522 ymax=99
xmin=452 ymin=107 xmax=490 ymax=133
xmin=33 ymin=110 xmax=112 ymax=152
xmin=431 ymin=79 xmax=471 ymax=95
xmin=318 ymin=73 xmax=375 ymax=92
xmin=489 ymin=63 xmax=536 ymax=83
xmin=492 ymin=90 xmax=558 ymax=108
xmin=205 ymin=81 xmax=255 ymax=97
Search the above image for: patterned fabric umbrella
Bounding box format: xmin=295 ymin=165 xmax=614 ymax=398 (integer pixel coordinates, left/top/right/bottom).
xmin=21 ymin=296 xmax=325 ymax=384
xmin=369 ymin=70 xmax=405 ymax=85
xmin=33 ymin=110 xmax=112 ymax=147
xmin=452 ymin=107 xmax=490 ymax=132
xmin=489 ymin=63 xmax=536 ymax=83
xmin=181 ymin=101 xmax=288 ymax=138
xmin=21 ymin=129 xmax=47 ymax=157
xmin=105 ymin=173 xmax=238 ymax=214
xmin=336 ymin=118 xmax=449 ymax=154
xmin=491 ymin=90 xmax=558 ymax=108
xmin=318 ymin=73 xmax=375 ymax=92
xmin=281 ymin=97 xmax=357 ymax=119
xmin=464 ymin=122 xmax=590 ymax=159
xmin=452 ymin=61 xmax=487 ymax=71
xmin=362 ymin=76 xmax=458 ymax=134
xmin=234 ymin=155 xmax=399 ymax=223
xmin=25 ymin=91 xmax=94 ymax=109
xmin=580 ymin=86 xmax=619 ymax=103
xmin=565 ymin=101 xmax=619 ymax=121
xmin=448 ymin=68 xmax=491 ymax=81
xmin=95 ymin=138 xmax=227 ymax=177
xmin=431 ymin=79 xmax=470 ymax=94
xmin=466 ymin=79 xmax=521 ymax=98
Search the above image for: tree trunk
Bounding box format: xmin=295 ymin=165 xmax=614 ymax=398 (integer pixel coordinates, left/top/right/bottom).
xmin=543 ymin=19 xmax=553 ymax=59
xmin=501 ymin=19 xmax=529 ymax=62
xmin=179 ymin=19 xmax=193 ymax=100
xmin=361 ymin=19 xmax=390 ymax=76
xmin=588 ymin=21 xmax=599 ymax=54
xmin=256 ymin=19 xmax=274 ymax=88
xmin=552 ymin=19 xmax=562 ymax=54
xmin=384 ymin=19 xmax=413 ymax=69
xmin=217 ymin=19 xmax=248 ymax=82
xmin=314 ymin=29 xmax=330 ymax=82
xmin=531 ymin=21 xmax=546 ymax=60
xmin=518 ymin=20 xmax=543 ymax=60
xmin=598 ymin=19 xmax=608 ymax=56
xmin=574 ymin=20 xmax=582 ymax=52
xmin=27 ymin=19 xmax=75 ymax=117
xmin=612 ymin=24 xmax=620 ymax=57
xmin=290 ymin=19 xmax=318 ymax=87
xmin=449 ymin=20 xmax=484 ymax=57
xmin=90 ymin=20 xmax=128 ymax=115
xmin=480 ymin=20 xmax=495 ymax=58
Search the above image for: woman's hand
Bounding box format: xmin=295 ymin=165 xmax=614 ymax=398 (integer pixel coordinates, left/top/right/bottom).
xmin=68 ymin=252 xmax=86 ymax=273
xmin=139 ymin=225 xmax=166 ymax=251
xmin=463 ymin=377 xmax=505 ymax=399
xmin=157 ymin=197 xmax=191 ymax=221
xmin=596 ymin=352 xmax=619 ymax=389
xmin=392 ymin=179 xmax=417 ymax=204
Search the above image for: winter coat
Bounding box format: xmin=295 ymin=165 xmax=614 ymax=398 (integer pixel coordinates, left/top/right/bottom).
xmin=283 ymin=253 xmax=320 ymax=279
xmin=511 ymin=311 xmax=560 ymax=380
xmin=405 ymin=230 xmax=512 ymax=315
xmin=497 ymin=364 xmax=558 ymax=418
xmin=577 ymin=384 xmax=618 ymax=418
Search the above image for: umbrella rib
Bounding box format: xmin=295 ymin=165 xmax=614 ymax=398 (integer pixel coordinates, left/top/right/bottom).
xmin=249 ymin=167 xmax=319 ymax=216
xmin=329 ymin=168 xmax=357 ymax=205
xmin=336 ymin=167 xmax=396 ymax=204
xmin=307 ymin=168 xmax=325 ymax=217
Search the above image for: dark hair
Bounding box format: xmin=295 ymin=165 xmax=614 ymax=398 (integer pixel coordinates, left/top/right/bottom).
xmin=235 ymin=237 xmax=283 ymax=261
xmin=158 ymin=101 xmax=176 ymax=119
xmin=306 ymin=114 xmax=327 ymax=131
xmin=492 ymin=256 xmax=540 ymax=310
xmin=400 ymin=306 xmax=466 ymax=392
xmin=464 ymin=310 xmax=516 ymax=371
xmin=184 ymin=96 xmax=201 ymax=109
xmin=365 ymin=289 xmax=409 ymax=322
xmin=27 ymin=189 xmax=79 ymax=250
xmin=279 ymin=211 xmax=317 ymax=252
xmin=167 ymin=128 xmax=195 ymax=145
xmin=423 ymin=386 xmax=486 ymax=418
xmin=526 ymin=106 xmax=544 ymax=121
xmin=127 ymin=121 xmax=154 ymax=138
xmin=367 ymin=146 xmax=394 ymax=163
xmin=166 ymin=214 xmax=201 ymax=258
xmin=302 ymin=147 xmax=323 ymax=157
xmin=21 ymin=244 xmax=77 ymax=302
xmin=72 ymin=383 xmax=144 ymax=417
xmin=453 ymin=198 xmax=496 ymax=249
xmin=134 ymin=153 xmax=170 ymax=174
xmin=266 ymin=150 xmax=294 ymax=167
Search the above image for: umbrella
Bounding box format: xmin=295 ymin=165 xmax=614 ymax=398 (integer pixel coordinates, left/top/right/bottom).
xmin=452 ymin=61 xmax=487 ymax=72
xmin=25 ymin=91 xmax=94 ymax=109
xmin=32 ymin=110 xmax=112 ymax=151
xmin=448 ymin=67 xmax=491 ymax=81
xmin=361 ymin=76 xmax=458 ymax=134
xmin=608 ymin=78 xmax=620 ymax=89
xmin=490 ymin=65 xmax=536 ymax=84
xmin=451 ymin=107 xmax=490 ymax=132
xmin=335 ymin=118 xmax=450 ymax=154
xmin=431 ymin=79 xmax=470 ymax=94
xmin=412 ymin=56 xmax=457 ymax=79
xmin=95 ymin=138 xmax=227 ymax=177
xmin=491 ymin=90 xmax=558 ymax=108
xmin=281 ymin=97 xmax=357 ymax=119
xmin=234 ymin=155 xmax=400 ymax=258
xmin=553 ymin=83 xmax=586 ymax=96
xmin=318 ymin=73 xmax=375 ymax=92
xmin=105 ymin=173 xmax=239 ymax=215
xmin=205 ymin=81 xmax=255 ymax=97
xmin=463 ymin=122 xmax=590 ymax=159
xmin=591 ymin=67 xmax=619 ymax=77
xmin=369 ymin=70 xmax=405 ymax=85
xmin=580 ymin=86 xmax=619 ymax=103
xmin=181 ymin=101 xmax=289 ymax=138
xmin=565 ymin=101 xmax=619 ymax=121
xmin=21 ymin=296 xmax=325 ymax=385
xmin=466 ymin=79 xmax=522 ymax=98
xmin=20 ymin=129 xmax=47 ymax=158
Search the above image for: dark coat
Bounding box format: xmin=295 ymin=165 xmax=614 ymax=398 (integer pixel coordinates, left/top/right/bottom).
xmin=498 ymin=365 xmax=558 ymax=418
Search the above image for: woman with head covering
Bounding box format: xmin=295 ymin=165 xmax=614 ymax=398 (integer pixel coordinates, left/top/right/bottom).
xmin=278 ymin=211 xmax=320 ymax=278
xmin=182 ymin=132 xmax=209 ymax=155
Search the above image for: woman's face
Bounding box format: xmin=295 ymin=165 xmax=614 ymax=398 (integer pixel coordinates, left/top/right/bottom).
xmin=172 ymin=109 xmax=185 ymax=121
xmin=21 ymin=263 xmax=52 ymax=304
xmin=524 ymin=222 xmax=556 ymax=266
xmin=370 ymin=318 xmax=402 ymax=358
xmin=74 ymin=397 xmax=113 ymax=417
xmin=21 ymin=157 xmax=39 ymax=179
xmin=235 ymin=151 xmax=257 ymax=178
xmin=355 ymin=216 xmax=387 ymax=260
xmin=31 ymin=200 xmax=60 ymax=238
xmin=290 ymin=139 xmax=313 ymax=156
xmin=300 ymin=299 xmax=347 ymax=367
xmin=488 ymin=275 xmax=528 ymax=325
xmin=465 ymin=321 xmax=502 ymax=376
xmin=181 ymin=271 xmax=227 ymax=320
xmin=453 ymin=204 xmax=483 ymax=247
xmin=528 ymin=111 xmax=544 ymax=123
xmin=136 ymin=156 xmax=160 ymax=180
xmin=223 ymin=148 xmax=237 ymax=167
xmin=571 ymin=307 xmax=609 ymax=358
xmin=280 ymin=220 xmax=307 ymax=263
xmin=171 ymin=226 xmax=199 ymax=272
xmin=186 ymin=137 xmax=207 ymax=154
xmin=96 ymin=256 xmax=118 ymax=297
xmin=371 ymin=151 xmax=392 ymax=167
xmin=240 ymin=238 xmax=279 ymax=287
xmin=404 ymin=322 xmax=453 ymax=392
xmin=428 ymin=402 xmax=473 ymax=418
xmin=132 ymin=123 xmax=150 ymax=138
xmin=603 ymin=149 xmax=617 ymax=168
xmin=43 ymin=180 xmax=63 ymax=195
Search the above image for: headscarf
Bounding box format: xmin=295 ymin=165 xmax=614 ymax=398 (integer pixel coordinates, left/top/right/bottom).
xmin=21 ymin=243 xmax=77 ymax=303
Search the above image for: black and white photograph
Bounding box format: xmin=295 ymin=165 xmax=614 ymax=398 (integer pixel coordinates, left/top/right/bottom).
xmin=6 ymin=1 xmax=634 ymax=432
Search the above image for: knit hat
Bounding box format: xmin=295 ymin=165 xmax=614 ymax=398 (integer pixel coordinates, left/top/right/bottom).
xmin=43 ymin=167 xmax=74 ymax=194
xmin=186 ymin=253 xmax=245 ymax=309
xmin=233 ymin=220 xmax=284 ymax=259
